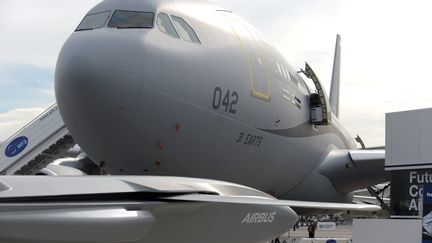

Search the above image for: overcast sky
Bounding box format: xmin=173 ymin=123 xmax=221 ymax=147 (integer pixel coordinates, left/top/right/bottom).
xmin=1 ymin=0 xmax=432 ymax=147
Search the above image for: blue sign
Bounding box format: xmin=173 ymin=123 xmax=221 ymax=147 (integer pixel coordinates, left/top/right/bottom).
xmin=5 ymin=136 xmax=28 ymax=157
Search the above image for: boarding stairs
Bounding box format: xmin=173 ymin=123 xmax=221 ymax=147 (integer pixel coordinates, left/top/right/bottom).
xmin=0 ymin=104 xmax=76 ymax=175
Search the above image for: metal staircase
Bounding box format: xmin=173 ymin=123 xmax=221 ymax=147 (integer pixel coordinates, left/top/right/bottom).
xmin=0 ymin=104 xmax=76 ymax=175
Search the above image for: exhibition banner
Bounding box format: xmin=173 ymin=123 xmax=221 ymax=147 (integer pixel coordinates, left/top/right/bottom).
xmin=423 ymin=184 xmax=432 ymax=242
xmin=391 ymin=170 xmax=430 ymax=217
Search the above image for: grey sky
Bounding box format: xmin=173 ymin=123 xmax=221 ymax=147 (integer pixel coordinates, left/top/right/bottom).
xmin=1 ymin=0 xmax=432 ymax=147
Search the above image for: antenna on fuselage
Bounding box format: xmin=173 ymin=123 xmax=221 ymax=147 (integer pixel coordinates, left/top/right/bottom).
xmin=329 ymin=34 xmax=341 ymax=117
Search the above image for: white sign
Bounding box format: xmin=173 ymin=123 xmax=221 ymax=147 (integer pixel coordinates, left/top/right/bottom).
xmin=317 ymin=222 xmax=336 ymax=230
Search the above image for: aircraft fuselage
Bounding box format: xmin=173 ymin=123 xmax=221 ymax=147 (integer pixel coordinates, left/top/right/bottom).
xmin=55 ymin=0 xmax=357 ymax=202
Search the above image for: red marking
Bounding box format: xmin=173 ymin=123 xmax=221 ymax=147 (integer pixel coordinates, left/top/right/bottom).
xmin=159 ymin=143 xmax=165 ymax=150
xmin=155 ymin=161 xmax=161 ymax=168
xmin=175 ymin=123 xmax=181 ymax=132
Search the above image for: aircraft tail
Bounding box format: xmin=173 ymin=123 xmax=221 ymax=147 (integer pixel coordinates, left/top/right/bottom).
xmin=329 ymin=34 xmax=341 ymax=117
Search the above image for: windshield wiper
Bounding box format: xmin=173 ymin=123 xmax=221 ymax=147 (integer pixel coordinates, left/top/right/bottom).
xmin=75 ymin=28 xmax=94 ymax=31
xmin=116 ymin=26 xmax=151 ymax=29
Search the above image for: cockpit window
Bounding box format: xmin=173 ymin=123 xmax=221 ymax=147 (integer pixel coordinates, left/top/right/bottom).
xmin=76 ymin=11 xmax=110 ymax=31
xmin=157 ymin=13 xmax=179 ymax=38
xmin=170 ymin=16 xmax=200 ymax=43
xmin=108 ymin=10 xmax=154 ymax=28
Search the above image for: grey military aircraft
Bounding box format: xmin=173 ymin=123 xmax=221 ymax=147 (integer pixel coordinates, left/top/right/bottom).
xmin=0 ymin=0 xmax=387 ymax=242
xmin=55 ymin=0 xmax=387 ymax=205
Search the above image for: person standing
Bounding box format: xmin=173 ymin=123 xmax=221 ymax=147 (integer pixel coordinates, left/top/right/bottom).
xmin=271 ymin=237 xmax=280 ymax=243
xmin=308 ymin=222 xmax=316 ymax=238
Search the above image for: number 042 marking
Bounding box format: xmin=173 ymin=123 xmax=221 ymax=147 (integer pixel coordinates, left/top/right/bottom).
xmin=212 ymin=87 xmax=239 ymax=114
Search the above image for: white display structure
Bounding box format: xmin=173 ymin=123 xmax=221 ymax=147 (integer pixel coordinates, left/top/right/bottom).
xmin=352 ymin=219 xmax=421 ymax=243
xmin=386 ymin=108 xmax=432 ymax=171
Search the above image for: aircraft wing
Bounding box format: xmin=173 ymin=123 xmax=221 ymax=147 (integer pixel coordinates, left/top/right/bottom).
xmin=318 ymin=149 xmax=389 ymax=193
xmin=282 ymin=199 xmax=381 ymax=211
xmin=0 ymin=176 xmax=298 ymax=243
xmin=166 ymin=194 xmax=381 ymax=212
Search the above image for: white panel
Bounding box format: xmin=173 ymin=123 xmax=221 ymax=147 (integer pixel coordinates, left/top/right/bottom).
xmin=0 ymin=104 xmax=69 ymax=174
xmin=352 ymin=219 xmax=421 ymax=243
xmin=420 ymin=111 xmax=432 ymax=164
xmin=387 ymin=111 xmax=420 ymax=166
xmin=385 ymin=113 xmax=392 ymax=166
xmin=386 ymin=108 xmax=432 ymax=169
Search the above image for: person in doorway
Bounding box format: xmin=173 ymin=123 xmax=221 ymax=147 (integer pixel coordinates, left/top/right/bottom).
xmin=307 ymin=222 xmax=316 ymax=238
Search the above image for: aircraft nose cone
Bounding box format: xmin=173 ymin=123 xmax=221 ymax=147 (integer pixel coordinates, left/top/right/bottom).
xmin=55 ymin=50 xmax=142 ymax=160
xmin=55 ymin=53 xmax=141 ymax=114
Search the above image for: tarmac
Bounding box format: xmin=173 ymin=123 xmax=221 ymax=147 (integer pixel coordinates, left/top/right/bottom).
xmin=270 ymin=225 xmax=352 ymax=243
